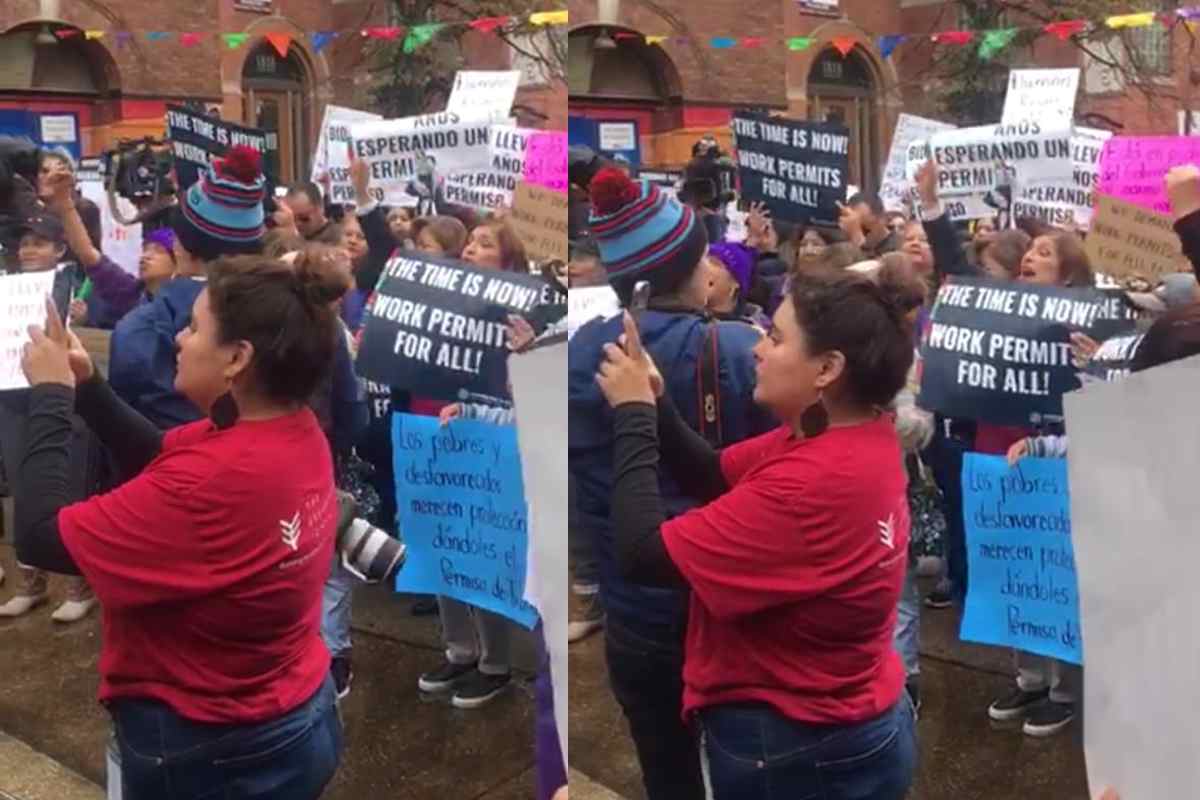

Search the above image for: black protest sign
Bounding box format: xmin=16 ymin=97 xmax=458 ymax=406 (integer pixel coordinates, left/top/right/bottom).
xmin=731 ymin=112 xmax=848 ymax=226
xmin=166 ymin=105 xmax=274 ymax=190
xmin=356 ymin=252 xmax=547 ymax=401
xmin=919 ymin=276 xmax=1136 ymax=426
xmin=1085 ymin=332 xmax=1144 ymax=382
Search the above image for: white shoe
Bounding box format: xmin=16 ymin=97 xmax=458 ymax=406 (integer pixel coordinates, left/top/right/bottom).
xmin=0 ymin=593 xmax=49 ymax=617
xmin=568 ymin=616 xmax=604 ymax=643
xmin=51 ymin=597 xmax=97 ymax=623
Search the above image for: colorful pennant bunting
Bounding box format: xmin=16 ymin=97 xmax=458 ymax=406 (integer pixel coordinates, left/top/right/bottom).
xmin=404 ymin=23 xmax=445 ymax=53
xmin=179 ymin=32 xmax=203 ymax=48
xmin=1105 ymin=12 xmax=1156 ymax=28
xmin=1044 ymin=19 xmax=1087 ymax=40
xmin=84 ymin=30 xmax=105 ymax=40
xmin=646 ymin=35 xmax=668 ymax=45
xmin=363 ymin=27 xmax=403 ymax=40
xmin=145 ymin=32 xmax=170 ymax=42
xmin=710 ymin=37 xmax=737 ymax=48
xmin=978 ymin=28 xmax=1018 ymax=60
xmin=310 ymin=31 xmax=336 ymax=52
xmin=831 ymin=36 xmax=857 ymax=57
xmin=55 ymin=29 xmax=81 ymax=39
xmin=787 ymin=36 xmax=815 ymax=51
xmin=741 ymin=37 xmax=767 ymax=48
xmin=931 ymin=30 xmax=974 ymax=46
xmin=469 ymin=16 xmax=512 ymax=33
xmin=529 ymin=10 xmax=568 ymax=26
xmin=222 ymin=33 xmax=250 ymax=49
xmin=878 ymin=34 xmax=905 ymax=59
xmin=266 ymin=33 xmax=292 ymax=57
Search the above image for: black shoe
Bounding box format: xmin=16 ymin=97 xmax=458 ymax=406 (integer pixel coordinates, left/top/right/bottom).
xmin=451 ymin=671 xmax=511 ymax=709
xmin=1023 ymin=699 xmax=1075 ymax=737
xmin=331 ymin=656 xmax=353 ymax=700
xmin=418 ymin=661 xmax=477 ymax=693
xmin=905 ymin=679 xmax=921 ymax=716
xmin=924 ymin=589 xmax=953 ymax=609
xmin=411 ymin=596 xmax=438 ymax=616
xmin=987 ymin=686 xmax=1050 ymax=721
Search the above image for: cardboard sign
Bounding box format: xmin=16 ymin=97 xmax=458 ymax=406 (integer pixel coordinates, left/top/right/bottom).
xmin=441 ymin=125 xmax=535 ymax=211
xmin=510 ymin=182 xmax=568 ymax=263
xmin=356 ymin=251 xmax=547 ymax=400
xmin=311 ymin=105 xmax=383 ymax=204
xmin=1001 ymin=68 xmax=1081 ymax=128
xmin=350 ymin=110 xmax=508 ymax=212
xmin=1085 ymin=194 xmax=1189 ymax=282
xmin=928 ymin=122 xmax=1074 ymax=202
xmin=446 ymin=70 xmax=522 ymax=117
xmin=0 ymin=270 xmax=58 ymax=391
xmin=567 ymin=286 xmax=621 ymax=340
xmin=1013 ymin=126 xmax=1112 ymax=230
xmin=1097 ymin=136 xmax=1200 ymax=215
xmin=919 ymin=276 xmax=1136 ymax=426
xmin=166 ymin=105 xmax=273 ymax=191
xmin=523 ymin=131 xmax=567 ymax=193
xmin=881 ymin=114 xmax=956 ymax=212
xmin=392 ymin=413 xmax=538 ymax=628
xmin=731 ymin=112 xmax=849 ymax=226
xmin=960 ymin=454 xmax=1082 ymax=664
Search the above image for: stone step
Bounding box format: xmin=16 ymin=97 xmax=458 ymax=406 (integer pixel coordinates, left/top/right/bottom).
xmin=0 ymin=732 xmax=103 ymax=800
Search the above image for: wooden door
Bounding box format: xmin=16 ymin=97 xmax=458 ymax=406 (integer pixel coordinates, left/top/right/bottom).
xmin=812 ymin=95 xmax=863 ymax=189
xmin=247 ymin=89 xmax=295 ymax=184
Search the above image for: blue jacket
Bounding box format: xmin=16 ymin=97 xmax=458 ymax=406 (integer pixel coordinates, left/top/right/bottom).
xmin=568 ymin=310 xmax=775 ymax=634
xmin=108 ymin=276 xmax=205 ymax=430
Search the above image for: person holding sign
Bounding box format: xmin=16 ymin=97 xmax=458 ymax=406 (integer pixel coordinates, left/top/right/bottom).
xmin=462 ymin=218 xmax=529 ymax=273
xmin=593 ymin=267 xmax=923 ymax=800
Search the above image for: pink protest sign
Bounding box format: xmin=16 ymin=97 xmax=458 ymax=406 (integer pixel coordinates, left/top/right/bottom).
xmin=1097 ymin=136 xmax=1200 ymax=215
xmin=523 ymin=131 xmax=567 ymax=192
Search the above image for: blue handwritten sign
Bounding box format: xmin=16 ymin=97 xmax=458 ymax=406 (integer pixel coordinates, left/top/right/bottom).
xmin=391 ymin=413 xmax=538 ymax=628
xmin=960 ymin=453 xmax=1082 ymax=664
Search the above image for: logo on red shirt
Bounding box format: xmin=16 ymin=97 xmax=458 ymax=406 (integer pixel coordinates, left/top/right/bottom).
xmin=280 ymin=512 xmax=302 ymax=551
xmin=877 ymin=513 xmax=896 ymax=550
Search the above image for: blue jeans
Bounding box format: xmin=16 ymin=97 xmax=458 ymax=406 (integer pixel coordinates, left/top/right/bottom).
xmin=321 ymin=555 xmax=355 ymax=659
xmin=110 ymin=675 xmax=342 ymax=800
xmin=893 ymin=562 xmax=921 ymax=680
xmin=699 ymin=697 xmax=917 ymax=800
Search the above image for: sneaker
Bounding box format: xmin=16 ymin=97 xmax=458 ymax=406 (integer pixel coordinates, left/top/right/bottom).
xmin=924 ymin=589 xmax=954 ymax=609
xmin=451 ymin=671 xmax=511 ymax=709
xmin=50 ymin=598 xmax=97 ymax=623
xmin=418 ymin=661 xmax=477 ymax=693
xmin=1022 ymin=699 xmax=1075 ymax=737
xmin=568 ymin=591 xmax=604 ymax=644
xmin=987 ymin=686 xmax=1050 ymax=721
xmin=331 ymin=656 xmax=353 ymax=700
xmin=0 ymin=593 xmax=48 ymax=618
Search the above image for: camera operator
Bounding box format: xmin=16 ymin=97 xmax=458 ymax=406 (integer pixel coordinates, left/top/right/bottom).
xmin=680 ymin=135 xmax=737 ymax=244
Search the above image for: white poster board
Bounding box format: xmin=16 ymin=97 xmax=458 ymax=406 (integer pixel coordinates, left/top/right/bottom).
xmin=567 ymin=286 xmax=621 ymax=340
xmin=311 ymin=104 xmax=383 ymax=204
xmin=598 ymin=122 xmax=636 ymax=151
xmin=442 ymin=124 xmax=535 ymax=211
xmin=881 ymin=114 xmax=956 ymax=212
xmin=510 ymin=342 xmax=568 ymax=772
xmin=1012 ymin=126 xmax=1112 ymax=230
xmin=446 ymin=70 xmax=521 ymax=117
xmin=1 ymin=270 xmax=58 ymax=391
xmin=1001 ymin=68 xmax=1081 ymax=128
xmin=1065 ymin=354 xmax=1200 ymax=800
xmin=75 ymin=175 xmax=143 ymax=278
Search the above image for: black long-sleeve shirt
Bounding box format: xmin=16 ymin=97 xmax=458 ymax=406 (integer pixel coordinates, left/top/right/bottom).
xmin=15 ymin=376 xmax=163 ymax=575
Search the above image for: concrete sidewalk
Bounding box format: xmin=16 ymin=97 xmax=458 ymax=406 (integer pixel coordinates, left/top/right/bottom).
xmin=0 ymin=732 xmax=102 ymax=800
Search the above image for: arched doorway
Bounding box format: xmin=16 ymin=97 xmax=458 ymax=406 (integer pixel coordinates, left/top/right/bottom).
xmin=807 ymin=46 xmax=878 ymax=192
xmin=242 ymin=42 xmax=312 ymax=184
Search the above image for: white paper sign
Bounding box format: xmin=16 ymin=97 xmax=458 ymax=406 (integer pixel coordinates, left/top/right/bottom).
xmin=442 ymin=124 xmax=535 ymax=211
xmin=1013 ymin=126 xmax=1112 ymax=230
xmin=76 ymin=176 xmax=143 ymax=278
xmin=567 ymin=286 xmax=621 ymax=339
xmin=1065 ymin=354 xmax=1200 ymax=800
xmin=510 ymin=343 xmax=568 ymax=772
xmin=40 ymin=115 xmax=76 ymax=143
xmin=725 ymin=200 xmax=748 ymax=243
xmin=1002 ymin=68 xmax=1081 ymax=127
xmin=881 ymin=114 xmax=956 ymax=212
xmin=350 ymin=110 xmax=508 ymax=211
xmin=446 ymin=70 xmax=521 ymax=117
xmin=311 ymin=105 xmax=383 ymax=204
xmin=1 ymin=270 xmax=58 ymax=391
xmin=599 ymin=122 xmax=636 ymax=151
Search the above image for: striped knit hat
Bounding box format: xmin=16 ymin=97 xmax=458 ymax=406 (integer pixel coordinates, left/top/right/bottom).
xmin=588 ymin=167 xmax=708 ymax=294
xmin=173 ymin=145 xmax=266 ymax=261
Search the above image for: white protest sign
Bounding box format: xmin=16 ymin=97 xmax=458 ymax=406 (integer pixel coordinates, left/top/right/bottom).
xmin=446 ymin=70 xmax=521 ymax=117
xmin=1013 ymin=126 xmax=1112 ymax=230
xmin=930 ymin=122 xmax=1074 ymax=200
xmin=510 ymin=342 xmax=569 ymax=772
xmin=1002 ymin=68 xmax=1080 ymax=128
xmin=725 ymin=200 xmax=748 ymax=242
xmin=350 ymin=109 xmax=508 ymax=211
xmin=442 ymin=124 xmax=536 ymax=211
xmin=881 ymin=114 xmax=956 ymax=212
xmin=1064 ymin=354 xmax=1200 ymax=800
xmin=567 ymin=286 xmax=621 ymax=339
xmin=311 ymin=105 xmax=383 ymax=204
xmin=1 ymin=270 xmax=58 ymax=391
xmin=75 ymin=174 xmax=142 ymax=278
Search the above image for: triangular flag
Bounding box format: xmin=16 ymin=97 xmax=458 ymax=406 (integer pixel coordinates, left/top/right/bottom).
xmin=710 ymin=37 xmax=737 ymax=49
xmin=145 ymin=32 xmax=171 ymax=42
xmin=266 ymin=33 xmax=291 ymax=58
xmin=403 ymin=23 xmax=444 ymax=54
xmin=831 ymin=36 xmax=857 ymax=57
xmin=1106 ymin=12 xmax=1156 ymax=28
xmin=741 ymin=37 xmax=767 ymax=48
xmin=180 ymin=32 xmax=203 ymax=48
xmin=646 ymin=35 xmax=668 ymax=45
xmin=1179 ymin=7 xmax=1200 ymax=20
xmin=115 ymin=31 xmax=133 ymax=49
xmin=529 ymin=10 xmax=568 ymax=26
xmin=931 ymin=30 xmax=974 ymax=46
xmin=1044 ymin=20 xmax=1087 ymax=41
xmin=311 ymin=31 xmax=336 ymax=52
xmin=363 ymin=27 xmax=403 ymax=40
xmin=55 ymin=29 xmax=81 ymax=39
xmin=878 ymin=34 xmax=905 ymax=59
xmin=787 ymin=36 xmax=815 ymax=51
xmin=222 ymin=33 xmax=250 ymax=49
xmin=613 ymin=32 xmax=641 ymax=40
xmin=84 ymin=30 xmax=105 ymax=40
xmin=978 ymin=28 xmax=1018 ymax=60
xmin=469 ymin=16 xmax=511 ymax=33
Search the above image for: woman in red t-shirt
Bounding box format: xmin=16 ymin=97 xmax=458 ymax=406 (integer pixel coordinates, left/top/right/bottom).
xmin=594 ymin=268 xmax=922 ymax=800
xmin=15 ymin=255 xmax=348 ymax=800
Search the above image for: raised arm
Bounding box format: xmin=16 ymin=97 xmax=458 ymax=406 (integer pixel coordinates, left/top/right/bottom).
xmin=916 ymin=160 xmax=977 ymax=280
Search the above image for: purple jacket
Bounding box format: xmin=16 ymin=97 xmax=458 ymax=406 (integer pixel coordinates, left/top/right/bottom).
xmin=87 ymin=253 xmax=149 ymax=321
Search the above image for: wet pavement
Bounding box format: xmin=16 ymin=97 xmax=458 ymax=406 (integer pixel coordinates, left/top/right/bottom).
xmin=0 ymin=543 xmax=539 ymax=799
xmin=568 ymin=582 xmax=1092 ymax=800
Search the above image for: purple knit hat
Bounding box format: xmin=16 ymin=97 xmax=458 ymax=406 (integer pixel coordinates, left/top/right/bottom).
xmin=143 ymin=227 xmax=176 ymax=259
xmin=707 ymin=241 xmax=756 ymax=295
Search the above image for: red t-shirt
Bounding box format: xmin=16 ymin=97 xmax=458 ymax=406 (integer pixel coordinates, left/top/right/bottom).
xmin=59 ymin=409 xmax=336 ymax=724
xmin=662 ymin=417 xmax=910 ymax=725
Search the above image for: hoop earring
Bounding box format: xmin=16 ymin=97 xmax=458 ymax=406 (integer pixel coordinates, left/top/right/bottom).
xmin=799 ymin=390 xmax=829 ymax=439
xmin=211 ymin=390 xmax=240 ymax=430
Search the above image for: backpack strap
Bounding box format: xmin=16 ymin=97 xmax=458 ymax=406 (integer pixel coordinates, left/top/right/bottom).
xmin=696 ymin=321 xmax=723 ymax=448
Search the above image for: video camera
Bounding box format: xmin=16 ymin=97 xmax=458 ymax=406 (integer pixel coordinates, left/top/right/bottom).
xmin=101 ymin=137 xmax=176 ymax=203
xmin=0 ymin=136 xmax=43 ymax=267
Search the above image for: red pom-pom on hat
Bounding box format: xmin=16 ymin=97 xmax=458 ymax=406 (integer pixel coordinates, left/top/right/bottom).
xmin=216 ymin=145 xmax=262 ymax=183
xmin=590 ymin=167 xmax=642 ymax=215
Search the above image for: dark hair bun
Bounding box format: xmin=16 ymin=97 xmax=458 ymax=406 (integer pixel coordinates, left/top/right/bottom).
xmin=292 ymin=244 xmax=352 ymax=306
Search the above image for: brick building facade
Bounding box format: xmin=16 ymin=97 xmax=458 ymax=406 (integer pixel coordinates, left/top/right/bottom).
xmin=569 ymin=0 xmax=1198 ymax=188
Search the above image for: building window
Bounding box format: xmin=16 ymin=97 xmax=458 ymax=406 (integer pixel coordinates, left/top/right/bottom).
xmin=1127 ymin=1 xmax=1174 ymax=74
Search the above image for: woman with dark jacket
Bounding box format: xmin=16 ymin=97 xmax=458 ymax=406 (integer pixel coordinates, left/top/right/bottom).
xmin=593 ymin=267 xmax=922 ymax=800
xmin=14 ymin=254 xmax=348 ymax=800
